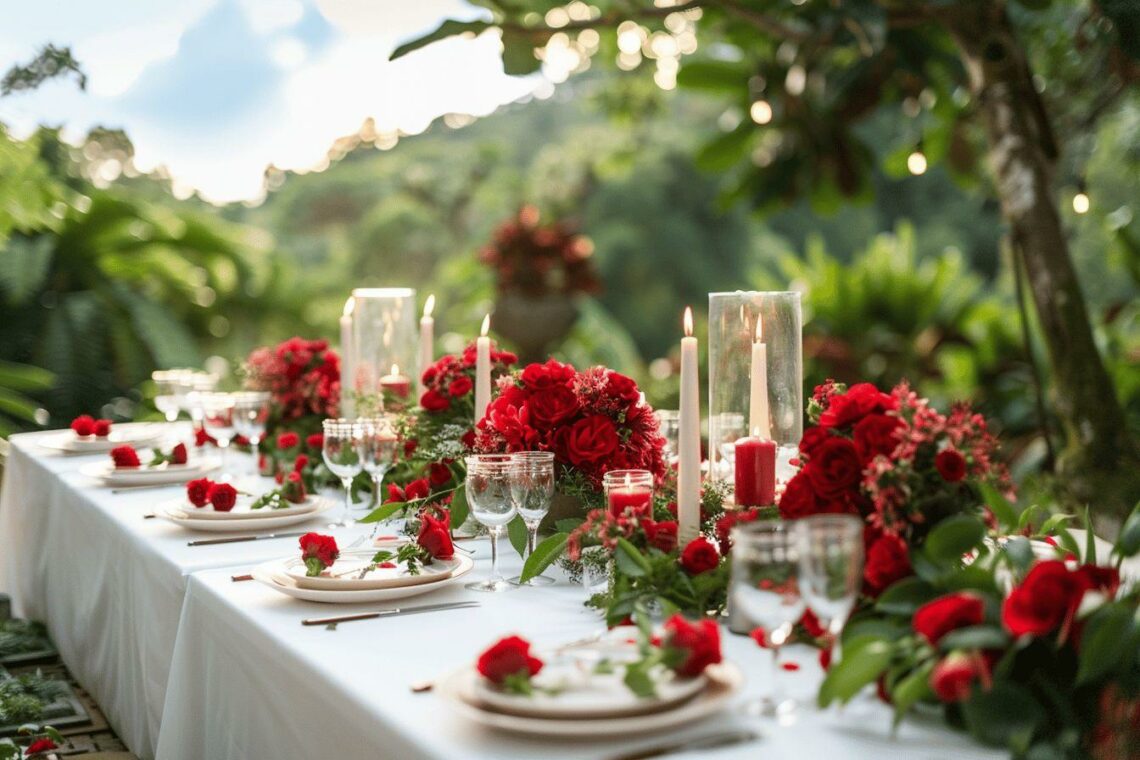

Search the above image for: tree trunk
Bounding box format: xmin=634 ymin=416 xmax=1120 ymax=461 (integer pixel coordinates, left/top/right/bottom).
xmin=942 ymin=4 xmax=1139 ymax=522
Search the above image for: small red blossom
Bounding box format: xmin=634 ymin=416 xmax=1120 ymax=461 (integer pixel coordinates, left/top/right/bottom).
xmin=282 ymin=471 xmax=307 ymax=503
xmin=477 ymin=635 xmax=544 ymax=686
xmin=679 ymin=536 xmax=720 ymax=575
xmin=299 ymin=532 xmax=339 ymax=576
xmin=186 ymin=478 xmax=213 ymax=508
xmin=659 ymin=615 xmax=722 ymax=677
xmin=111 ymin=445 xmax=141 ymax=468
xmin=930 ymin=652 xmax=991 ymax=703
xmin=935 ymin=448 xmax=968 ymax=482
xmin=25 ymin=738 xmax=58 ymax=755
xmin=207 ymin=482 xmax=238 ymax=512
xmin=448 ymin=376 xmax=473 ymax=397
xmin=71 ymin=415 xmax=96 ymax=436
xmin=276 ymin=432 xmax=300 ymax=450
xmin=305 ymin=433 xmax=324 ymax=449
xmin=93 ymin=419 xmax=112 ymax=437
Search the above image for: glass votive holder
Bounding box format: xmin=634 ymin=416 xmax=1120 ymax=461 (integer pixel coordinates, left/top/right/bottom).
xmin=602 ymin=469 xmax=654 ymax=518
xmin=654 ymin=410 xmax=680 ymax=465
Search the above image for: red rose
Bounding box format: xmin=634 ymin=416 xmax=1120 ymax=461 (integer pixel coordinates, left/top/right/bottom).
xmin=417 ymin=510 xmax=455 ymax=559
xmin=679 ymin=536 xmax=720 ymax=575
xmin=93 ymin=419 xmax=112 ymax=437
xmin=293 ymin=454 xmax=309 ymax=472
xmin=864 ymin=533 xmax=912 ymax=595
xmin=71 ymin=415 xmax=96 ymax=437
xmin=25 ymin=738 xmax=57 ymax=755
xmin=800 ymin=609 xmax=827 ymax=638
xmin=852 ymin=413 xmax=903 ymax=462
xmin=299 ymin=532 xmax=339 ymax=576
xmin=819 ymin=383 xmax=896 ymax=429
xmin=521 ymin=359 xmax=575 ymax=391
xmin=282 ymin=471 xmax=307 ymax=503
xmin=526 ymin=385 xmax=580 ymax=429
xmin=604 ymin=370 xmax=641 ymax=407
xmin=404 ymin=439 xmax=418 ymax=457
xmin=429 ymin=462 xmax=452 ymax=486
xmin=930 ymin=652 xmax=990 ymax=703
xmin=797 ymin=427 xmax=830 ymax=460
xmin=561 ymin=415 xmax=619 ymax=467
xmin=935 ymin=448 xmax=967 ymax=482
xmin=186 ymin=478 xmax=213 ymax=508
xmin=460 ymin=429 xmax=476 ymax=449
xmin=404 ymin=478 xmax=430 ymax=501
xmin=660 ymin=615 xmax=722 ymax=677
xmin=1002 ymin=560 xmax=1090 ymax=638
xmin=778 ymin=470 xmax=821 ymax=519
xmin=420 ymin=389 xmax=451 ymax=412
xmin=477 ymin=635 xmax=544 ymax=685
xmin=277 ymin=432 xmax=300 ymax=450
xmin=171 ymin=443 xmax=188 ymax=465
xmin=111 ymin=445 xmax=140 ymax=468
xmin=386 ymin=483 xmax=406 ymax=503
xmin=1077 ymin=564 xmax=1120 ymax=598
xmin=807 ymin=437 xmax=863 ymax=497
xmin=640 ymin=519 xmax=678 ymax=553
xmin=448 ymin=376 xmax=474 ymax=397
xmin=713 ymin=508 xmax=761 ymax=555
xmin=913 ymin=592 xmax=985 ymax=645
xmin=207 ymin=482 xmax=238 ymax=512
xmin=194 ymin=427 xmax=216 ymax=447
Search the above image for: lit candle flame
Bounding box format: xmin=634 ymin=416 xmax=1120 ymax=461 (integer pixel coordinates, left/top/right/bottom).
xmin=480 ymin=314 xmax=491 ymax=337
xmin=423 ymin=294 xmax=435 ymax=318
xmin=755 ymin=317 xmax=763 ymax=343
xmin=390 ymin=364 xmax=399 ymax=375
xmin=342 ymin=297 xmax=355 ymax=318
xmin=683 ymin=307 xmax=693 ymax=337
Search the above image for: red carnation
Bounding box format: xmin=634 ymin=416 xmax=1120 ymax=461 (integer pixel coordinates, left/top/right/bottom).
xmin=305 ymin=432 xmax=324 ymax=450
xmin=207 ymin=482 xmax=238 ymax=512
xmin=448 ymin=376 xmax=474 ymax=397
xmin=930 ymin=652 xmax=990 ymax=703
xmin=186 ymin=478 xmax=213 ymax=508
xmin=417 ymin=509 xmax=455 ymax=559
xmin=935 ymin=448 xmax=967 ymax=482
xmin=277 ymin=432 xmax=300 ymax=450
xmin=477 ymin=635 xmax=544 ymax=686
xmin=1002 ymin=560 xmax=1090 ymax=638
xmin=864 ymin=533 xmax=912 ymax=595
xmin=171 ymin=442 xmax=188 ymax=465
xmin=807 ymin=437 xmax=863 ymax=498
xmin=93 ymin=419 xmax=112 ymax=437
xmin=71 ymin=415 xmax=96 ymax=437
xmin=299 ymin=532 xmax=339 ymax=576
xmin=420 ymin=389 xmax=451 ymax=412
xmin=640 ymin=518 xmax=678 ymax=553
xmin=819 ymin=383 xmax=896 ymax=429
xmin=111 ymin=445 xmax=141 ymax=468
xmin=679 ymin=536 xmax=720 ymax=575
xmin=659 ymin=615 xmax=722 ymax=677
xmin=852 ymin=413 xmax=903 ymax=462
xmin=913 ymin=592 xmax=985 ymax=645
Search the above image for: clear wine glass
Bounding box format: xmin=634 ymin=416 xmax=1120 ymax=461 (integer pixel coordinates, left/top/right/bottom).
xmin=655 ymin=410 xmax=681 ymax=466
xmin=714 ymin=412 xmax=746 ymax=480
xmin=465 ymin=454 xmax=518 ymax=593
xmin=200 ymin=392 xmax=235 ymax=476
xmin=322 ymin=419 xmax=364 ymax=529
xmin=152 ymin=370 xmax=186 ymax=422
xmin=183 ymin=372 xmax=218 ymax=433
xmin=359 ymin=415 xmax=400 ymax=532
xmin=731 ymin=521 xmax=806 ymax=717
xmin=795 ymin=515 xmax=864 ymax=659
xmin=232 ymin=391 xmax=272 ymax=478
xmin=508 ymin=451 xmax=555 ymax=586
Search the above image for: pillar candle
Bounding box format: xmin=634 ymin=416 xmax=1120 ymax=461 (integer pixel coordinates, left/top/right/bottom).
xmin=474 ymin=314 xmax=492 ymax=424
xmin=677 ymin=307 xmax=701 ymax=545
xmin=607 ymin=485 xmax=652 ymax=518
xmin=735 ymin=436 xmax=776 ymax=506
xmin=749 ymin=318 xmax=770 ymax=439
xmin=419 ymin=294 xmax=435 ymax=397
xmin=339 ymin=297 xmax=355 ymax=418
xmin=379 ymin=364 xmax=411 ymax=399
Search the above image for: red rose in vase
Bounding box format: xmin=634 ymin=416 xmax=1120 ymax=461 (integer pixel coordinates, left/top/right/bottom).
xmin=913 ymin=592 xmax=986 ymax=645
xmin=679 ymin=536 xmax=720 ymax=575
xmin=864 ymin=533 xmax=912 ymax=595
xmin=1002 ymin=560 xmax=1089 ymax=638
xmin=853 ymin=413 xmax=904 ymax=462
xmin=779 ymin=470 xmax=821 ymax=520
xmin=659 ymin=615 xmax=722 ymax=677
xmin=520 ymin=358 xmax=575 ymax=391
xmin=560 ymin=415 xmax=619 ymax=467
xmin=818 ymin=383 xmax=897 ymax=429
xmin=476 ymin=635 xmax=544 ymax=686
xmin=807 ymin=437 xmax=863 ymax=498
xmin=526 ymin=385 xmax=580 ymax=429
xmin=448 ymin=376 xmax=473 ymax=397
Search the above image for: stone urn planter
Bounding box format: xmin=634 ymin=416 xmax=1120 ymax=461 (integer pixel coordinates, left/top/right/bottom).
xmin=492 ymin=290 xmax=579 ymax=366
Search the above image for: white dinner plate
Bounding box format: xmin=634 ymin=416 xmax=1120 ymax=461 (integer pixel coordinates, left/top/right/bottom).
xmin=80 ymin=457 xmax=220 ymax=486
xmin=162 ymin=494 xmax=322 ymax=521
xmin=438 ymin=662 xmax=742 ymax=739
xmin=285 ymin=550 xmax=464 ymax=591
xmin=251 ymin=553 xmax=474 ymax=604
xmin=161 ymin=497 xmax=335 ymax=532
xmin=38 ymin=423 xmax=166 ymax=453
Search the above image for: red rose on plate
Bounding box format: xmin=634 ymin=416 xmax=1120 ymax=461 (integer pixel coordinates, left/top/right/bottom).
xmin=171 ymin=442 xmax=188 ymax=465
xmin=560 ymin=415 xmax=619 ymax=467
xmin=299 ymin=532 xmax=339 ymax=576
xmin=660 ymin=614 xmax=722 ymax=677
xmin=807 ymin=437 xmax=863 ymax=497
xmin=282 ymin=471 xmax=307 ymax=503
xmin=71 ymin=415 xmax=96 ymax=437
xmin=852 ymin=413 xmax=903 ymax=462
xmin=207 ymin=483 xmax=238 ymax=512
xmin=448 ymin=376 xmax=473 ymax=398
xmin=111 ymin=445 xmax=141 ymax=468
xmin=1002 ymin=560 xmax=1089 ymax=638
xmin=420 ymin=389 xmax=451 ymax=412
xmin=930 ymin=652 xmax=990 ymax=703
xmin=913 ymin=592 xmax=985 ymax=645
xmin=194 ymin=427 xmax=216 ymax=447
xmin=305 ymin=433 xmax=324 ymax=450
xmin=417 ymin=510 xmax=455 ymax=559
xmin=864 ymin=533 xmax=912 ymax=595
xmin=526 ymin=385 xmax=580 ymax=429
xmin=779 ymin=470 xmax=820 ymax=520
xmin=186 ymin=478 xmax=213 ymax=508
xmin=404 ymin=478 xmax=430 ymax=501
xmin=277 ymin=432 xmax=300 ymax=450
xmin=935 ymin=448 xmax=968 ymax=482
xmin=679 ymin=536 xmax=720 ymax=575
xmin=477 ymin=635 xmax=544 ymax=686
xmin=25 ymin=738 xmax=58 ymax=756
xmin=93 ymin=419 xmax=112 ymax=437
xmin=819 ymin=383 xmax=896 ymax=429
xmin=640 ymin=518 xmax=678 ymax=553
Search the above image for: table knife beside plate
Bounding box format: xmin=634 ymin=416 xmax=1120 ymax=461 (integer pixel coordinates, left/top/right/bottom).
xmin=187 ymin=530 xmax=308 ymax=547
xmin=605 ymin=729 xmax=760 ymax=760
xmin=301 ymin=601 xmax=480 ymax=626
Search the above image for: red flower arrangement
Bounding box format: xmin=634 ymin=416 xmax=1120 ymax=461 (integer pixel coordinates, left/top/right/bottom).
xmin=478 ymin=205 xmax=601 ymax=298
xmin=244 ymin=337 xmax=340 ymax=421
xmin=418 ymin=342 xmax=517 ymax=418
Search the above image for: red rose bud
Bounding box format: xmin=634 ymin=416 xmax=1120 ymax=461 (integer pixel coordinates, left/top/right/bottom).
xmin=679 ymin=536 xmax=720 ymax=575
xmin=293 ymin=454 xmax=309 ymax=472
xmin=305 ymin=433 xmax=324 ymax=450
xmin=935 ymin=448 xmax=968 ymax=482
xmin=299 ymin=532 xmax=339 ymax=576
xmin=913 ymin=592 xmax=985 ymax=646
xmin=476 ymin=635 xmax=544 ymax=686
xmin=1002 ymin=560 xmax=1090 ymax=638
xmin=448 ymin=375 xmax=473 ymax=397
xmin=282 ymin=471 xmax=307 ymax=503
xmin=172 ymin=442 xmax=188 ymax=465
xmin=819 ymin=646 xmax=833 ymax=671
xmin=417 ymin=510 xmax=455 ymax=559
xmin=660 ymin=614 xmax=722 ymax=677
xmin=640 ymin=518 xmax=678 ymax=554
xmin=25 ymin=738 xmax=58 ymax=755
xmin=111 ymin=445 xmax=141 ymax=468
xmin=800 ymin=609 xmax=827 ymax=639
xmin=93 ymin=419 xmax=112 ymax=437
xmin=207 ymin=483 xmax=238 ymax=512
xmin=194 ymin=427 xmax=216 ymax=447
xmin=930 ymin=652 xmax=989 ymax=703
xmin=420 ymin=389 xmax=450 ymax=412
xmin=186 ymin=478 xmax=214 ymax=508
xmin=404 ymin=478 xmax=430 ymax=501
xmin=71 ymin=415 xmax=96 ymax=437
xmin=277 ymin=432 xmax=300 ymax=450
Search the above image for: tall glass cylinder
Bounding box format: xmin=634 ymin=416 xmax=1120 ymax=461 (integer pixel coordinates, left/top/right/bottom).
xmin=708 ymin=291 xmax=802 ymax=493
xmin=343 ymin=288 xmax=417 ymax=412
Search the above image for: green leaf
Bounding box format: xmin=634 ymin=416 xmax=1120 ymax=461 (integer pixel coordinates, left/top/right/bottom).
xmin=623 ymin=662 xmax=657 ymax=698
xmin=1053 ymin=528 xmax=1081 ymax=560
xmin=875 ymin=576 xmax=938 ymax=616
xmin=818 ymin=640 xmax=893 ymax=707
xmin=961 ymin=682 xmax=1045 ymax=747
xmin=1077 ymin=605 xmax=1135 ymax=684
xmin=1116 ymin=503 xmax=1140 ymax=557
xmin=676 ymin=60 xmax=750 ymax=92
xmin=500 ymin=28 xmax=543 ymax=76
xmin=1017 ymin=504 xmax=1045 ymax=533
xmin=359 ymin=501 xmax=403 ymax=524
xmin=1039 ymin=513 xmax=1074 ymax=536
xmin=450 ymin=484 xmax=469 ymax=529
xmin=939 ymin=625 xmax=1010 ymax=652
xmin=555 ymin=517 xmax=584 ymax=534
xmin=614 ymin=538 xmax=650 ymax=578
xmin=891 ymin=661 xmax=935 ymax=724
xmin=518 ymin=533 xmax=568 ymax=584
xmin=390 ymin=20 xmax=492 ymax=61
xmin=507 ymin=514 xmax=529 ymax=558
xmin=0 ymin=359 xmax=53 ymax=391
xmin=1003 ymin=536 xmax=1034 ymax=574
xmin=923 ymin=515 xmax=986 ymax=564
xmin=1084 ymin=507 xmax=1096 ymax=565
xmin=695 ymin=123 xmax=755 ymax=172
xmin=980 ymin=482 xmax=1018 ymax=530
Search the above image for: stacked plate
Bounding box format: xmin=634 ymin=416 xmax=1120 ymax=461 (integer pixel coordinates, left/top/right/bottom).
xmin=438 ymin=632 xmax=742 ymax=738
xmin=160 ymin=494 xmax=335 ymax=532
xmin=251 ymin=549 xmax=474 ymax=603
xmin=38 ymin=423 xmax=165 ymax=454
xmin=80 ymin=455 xmax=221 ymax=487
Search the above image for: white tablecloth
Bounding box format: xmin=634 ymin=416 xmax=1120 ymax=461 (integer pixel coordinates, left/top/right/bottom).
xmin=157 ymin=556 xmax=1004 ymax=760
xmin=0 ymin=430 xmax=354 ymax=759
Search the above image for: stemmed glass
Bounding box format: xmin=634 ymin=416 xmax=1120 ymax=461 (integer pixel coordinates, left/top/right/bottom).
xmin=465 ymin=454 xmax=518 ymax=593
xmin=655 ymin=410 xmax=681 ymax=466
xmin=153 ymin=370 xmax=190 ymax=422
xmin=322 ymin=419 xmax=364 ymax=529
xmin=231 ymin=391 xmax=272 ymax=478
xmin=795 ymin=515 xmax=864 ymax=659
xmin=731 ymin=521 xmax=806 ymax=717
xmin=508 ymin=451 xmax=555 ymax=586
xmin=183 ymin=373 xmax=218 ymax=432
xmin=200 ymin=393 xmax=236 ymax=476
xmin=359 ymin=415 xmax=400 ymax=531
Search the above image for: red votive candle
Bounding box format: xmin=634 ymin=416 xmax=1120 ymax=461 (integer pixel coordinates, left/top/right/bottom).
xmin=603 ymin=469 xmax=654 ymax=518
xmin=735 ymin=436 xmax=776 ymax=506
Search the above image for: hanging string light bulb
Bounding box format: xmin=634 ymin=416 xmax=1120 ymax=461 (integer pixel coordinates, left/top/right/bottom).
xmin=1072 ymin=179 xmax=1090 ymax=214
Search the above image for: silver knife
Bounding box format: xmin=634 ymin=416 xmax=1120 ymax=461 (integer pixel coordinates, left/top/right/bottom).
xmin=606 ymin=730 xmax=760 ymax=760
xmin=302 ymin=601 xmax=480 ymax=626
xmin=111 ymin=483 xmax=185 ymax=493
xmin=187 ymin=530 xmax=308 ymax=547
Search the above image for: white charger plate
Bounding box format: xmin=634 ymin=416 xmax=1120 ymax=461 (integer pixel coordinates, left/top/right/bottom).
xmin=80 ymin=457 xmax=220 ymax=486
xmin=38 ymin=423 xmax=166 ymax=453
xmin=438 ymin=662 xmax=742 ymax=739
xmin=251 ymin=554 xmax=474 ymax=604
xmin=285 ymin=550 xmax=464 ymax=591
xmin=164 ymin=494 xmax=321 ymax=521
xmin=161 ymin=497 xmax=334 ymax=532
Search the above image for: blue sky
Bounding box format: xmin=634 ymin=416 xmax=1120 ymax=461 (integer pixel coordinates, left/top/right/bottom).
xmin=0 ymin=0 xmax=542 ymax=202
